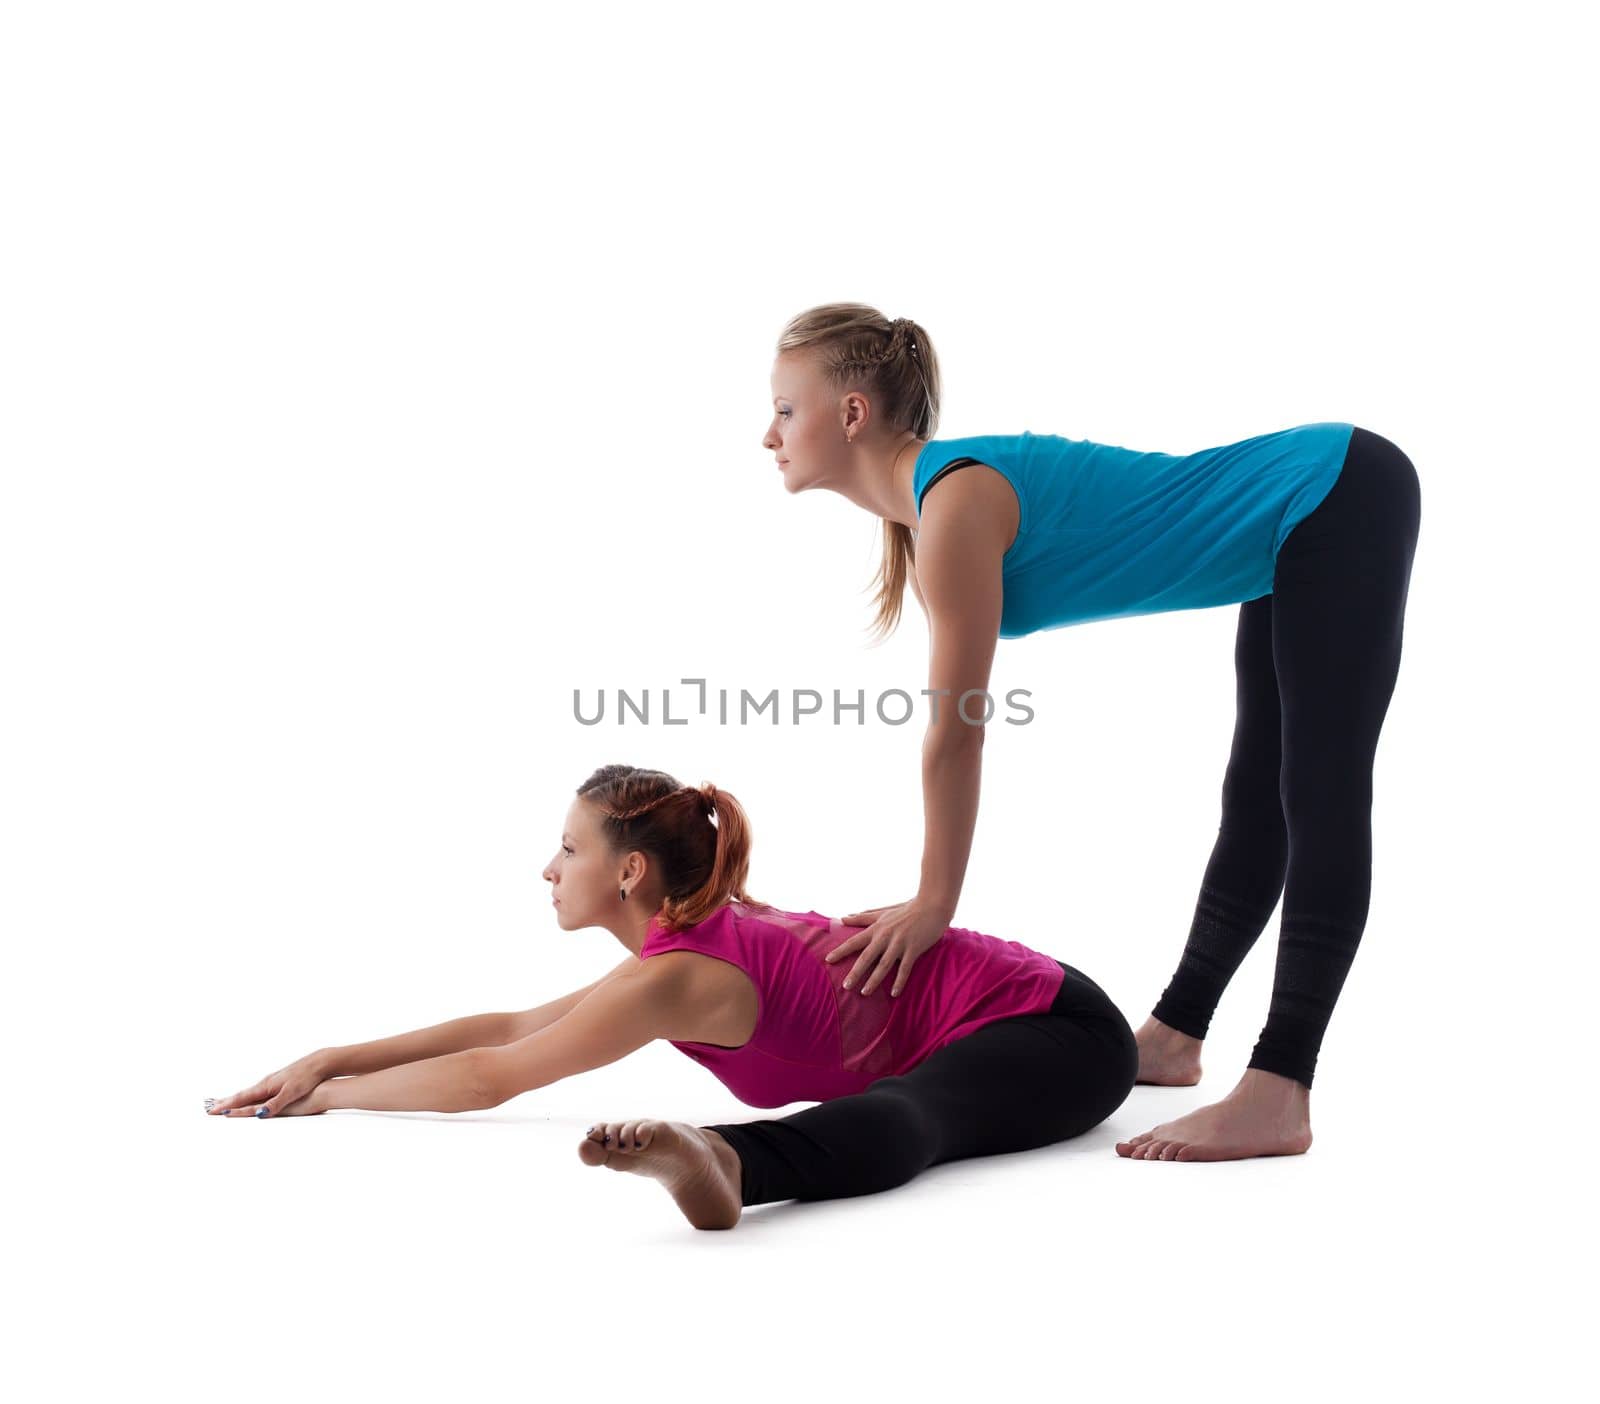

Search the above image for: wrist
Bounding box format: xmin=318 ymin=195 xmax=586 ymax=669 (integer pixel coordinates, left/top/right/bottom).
xmin=916 ymin=890 xmax=958 ymax=921
xmin=311 ymin=1047 xmax=343 ymax=1080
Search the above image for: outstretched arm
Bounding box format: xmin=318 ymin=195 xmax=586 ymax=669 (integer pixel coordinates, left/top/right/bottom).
xmin=476 ymin=959 xmax=685 ymax=1106
xmin=311 ymin=959 xmax=682 ymax=1113
xmin=317 ymin=1046 xmax=495 ymax=1113
xmin=317 ymin=1012 xmax=518 ymax=1080
xmin=313 ymin=956 xmax=641 ymax=1080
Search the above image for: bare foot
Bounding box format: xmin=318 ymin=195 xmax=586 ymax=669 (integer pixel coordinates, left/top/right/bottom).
xmin=1133 ymin=1015 xmax=1203 ymax=1085
xmin=578 ymin=1118 xmax=743 ymax=1230
xmin=1115 ymin=1067 xmax=1313 ymax=1162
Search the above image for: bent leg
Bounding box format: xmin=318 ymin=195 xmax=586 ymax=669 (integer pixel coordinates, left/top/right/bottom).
xmin=705 ymin=968 xmax=1137 ymax=1206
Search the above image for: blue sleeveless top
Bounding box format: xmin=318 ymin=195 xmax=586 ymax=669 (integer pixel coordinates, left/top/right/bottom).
xmin=911 ymin=422 xmax=1355 ymax=637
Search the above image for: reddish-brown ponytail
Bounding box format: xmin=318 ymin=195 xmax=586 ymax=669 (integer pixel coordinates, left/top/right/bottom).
xmin=576 ymin=765 xmax=768 ymax=934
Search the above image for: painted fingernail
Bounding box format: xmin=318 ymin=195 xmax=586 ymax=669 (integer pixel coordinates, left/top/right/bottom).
xmin=255 ymin=1107 xmax=269 ymax=1118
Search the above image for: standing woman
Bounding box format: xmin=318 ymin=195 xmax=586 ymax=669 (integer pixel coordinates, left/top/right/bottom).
xmin=762 ymin=302 xmax=1420 ymax=1162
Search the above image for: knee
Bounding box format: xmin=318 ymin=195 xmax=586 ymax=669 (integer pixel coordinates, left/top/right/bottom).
xmin=1065 ymin=1031 xmax=1140 ymax=1137
xmin=848 ymin=1082 xmax=942 ymax=1184
xmin=1220 ymin=756 xmax=1287 ymax=824
xmin=1280 ymin=769 xmax=1374 ymax=829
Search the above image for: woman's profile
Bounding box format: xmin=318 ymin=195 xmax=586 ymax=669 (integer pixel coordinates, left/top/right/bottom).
xmin=206 ymin=764 xmax=1139 ymax=1231
xmin=761 ymin=302 xmax=1421 ymax=1162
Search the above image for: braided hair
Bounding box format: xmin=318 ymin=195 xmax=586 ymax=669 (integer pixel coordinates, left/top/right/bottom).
xmin=772 ymin=302 xmax=941 ymax=643
xmin=575 ymin=765 xmax=764 ymax=933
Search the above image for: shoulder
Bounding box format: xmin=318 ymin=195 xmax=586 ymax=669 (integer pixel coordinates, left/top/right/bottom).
xmin=636 ymin=948 xmax=743 ymax=1044
xmin=637 ymin=922 xmax=739 ymax=1005
xmin=915 ymin=463 xmax=1019 ymax=581
xmin=636 ymin=948 xmax=703 ymax=992
xmin=919 ymin=457 xmax=1013 ymax=515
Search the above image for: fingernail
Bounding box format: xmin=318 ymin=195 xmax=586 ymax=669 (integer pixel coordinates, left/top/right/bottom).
xmin=255 ymin=1107 xmax=269 ymax=1118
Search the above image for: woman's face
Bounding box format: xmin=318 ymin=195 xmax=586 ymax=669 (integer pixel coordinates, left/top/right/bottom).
xmin=763 ymin=352 xmax=842 ymax=493
xmin=542 ymin=799 xmax=623 ymax=930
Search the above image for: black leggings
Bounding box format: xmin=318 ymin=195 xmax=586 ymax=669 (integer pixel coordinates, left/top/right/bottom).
xmin=1152 ymin=425 xmax=1422 ymax=1088
xmin=702 ymin=961 xmax=1138 ymax=1208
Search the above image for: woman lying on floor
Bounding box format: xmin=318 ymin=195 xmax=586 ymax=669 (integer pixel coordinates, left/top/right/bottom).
xmin=204 ymin=763 xmax=1138 ymax=1231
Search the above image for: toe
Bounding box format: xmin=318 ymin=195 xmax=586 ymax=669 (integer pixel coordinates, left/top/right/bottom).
xmin=1159 ymin=1141 xmax=1183 ymax=1160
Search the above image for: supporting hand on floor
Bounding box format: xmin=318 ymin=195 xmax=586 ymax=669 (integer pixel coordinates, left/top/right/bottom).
xmin=206 ymin=1051 xmax=333 ymax=1118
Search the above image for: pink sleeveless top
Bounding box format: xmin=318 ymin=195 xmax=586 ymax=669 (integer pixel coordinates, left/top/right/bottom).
xmin=638 ymin=900 xmax=1068 ymax=1107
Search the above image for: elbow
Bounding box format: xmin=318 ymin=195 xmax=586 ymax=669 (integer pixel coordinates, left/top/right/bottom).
xmin=469 ymin=1048 xmax=514 ymax=1110
xmin=925 ymin=716 xmax=986 ymax=756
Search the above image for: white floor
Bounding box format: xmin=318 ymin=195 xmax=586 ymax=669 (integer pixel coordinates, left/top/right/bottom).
xmin=19 ymin=1012 xmax=1578 ymax=1403
xmin=9 ymin=5 xmax=1592 ymax=1399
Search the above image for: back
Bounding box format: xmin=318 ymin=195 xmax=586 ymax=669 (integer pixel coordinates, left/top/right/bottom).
xmin=640 ymin=901 xmax=1067 ymax=1108
xmin=912 ymin=422 xmax=1355 ymax=636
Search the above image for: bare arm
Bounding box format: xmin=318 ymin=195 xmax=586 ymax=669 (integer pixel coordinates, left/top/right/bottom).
xmin=310 ymin=961 xmax=670 ymax=1114
xmin=911 ymin=470 xmax=1008 ymax=916
xmin=477 ymin=960 xmax=684 ymax=1106
xmin=317 ymin=1047 xmax=494 ymax=1113
xmin=500 ymin=955 xmax=641 ymax=1040
xmin=317 ymin=1012 xmax=518 ymax=1079
xmin=919 ymin=724 xmax=986 ymax=914
xmin=317 ymin=956 xmax=641 ymax=1077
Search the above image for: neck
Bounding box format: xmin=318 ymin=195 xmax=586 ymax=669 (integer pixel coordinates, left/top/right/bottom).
xmin=611 ymin=901 xmax=663 ymax=959
xmin=837 ymin=431 xmax=924 ymax=529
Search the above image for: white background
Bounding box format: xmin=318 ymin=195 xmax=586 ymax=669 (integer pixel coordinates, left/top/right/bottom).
xmin=4 ymin=1 xmax=1593 ymax=1399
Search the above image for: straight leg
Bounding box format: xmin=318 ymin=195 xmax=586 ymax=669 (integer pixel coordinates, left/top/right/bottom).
xmin=1118 ymin=426 xmax=1421 ymax=1160
xmin=1150 ymin=592 xmax=1289 ymax=1044
xmin=1251 ymin=430 xmax=1421 ymax=1087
